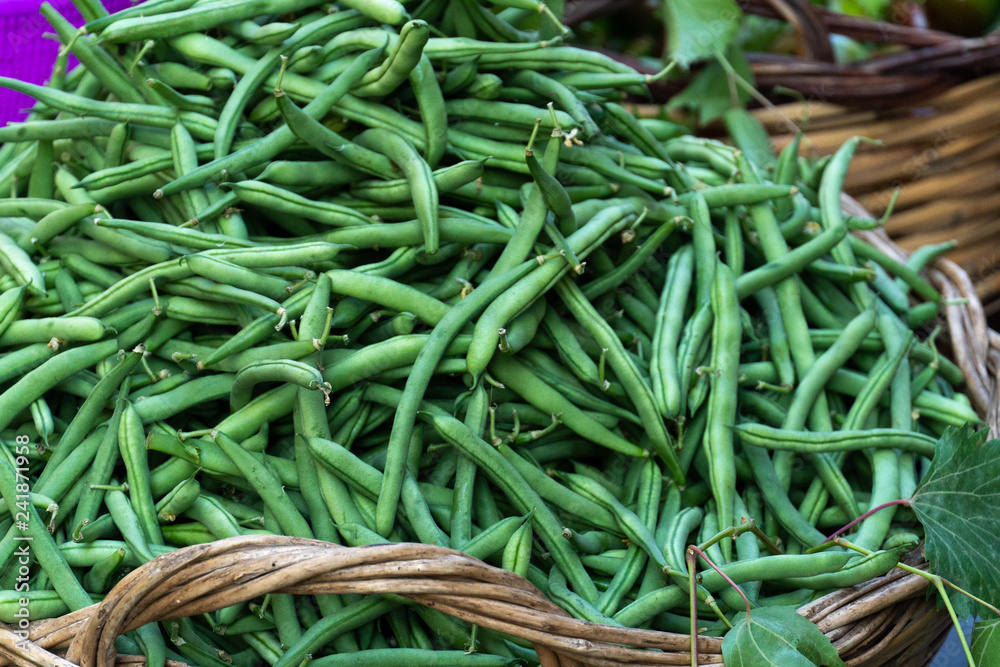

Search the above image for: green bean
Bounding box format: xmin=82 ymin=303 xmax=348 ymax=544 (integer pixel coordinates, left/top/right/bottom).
xmin=707 ymin=261 xmax=740 ymax=561
xmin=443 ymin=58 xmax=483 ymax=97
xmin=145 ymin=76 xmax=216 ymax=116
xmin=0 ymin=285 xmax=27 ymax=341
xmin=784 ymin=306 xmax=877 ymax=431
xmin=353 ymin=159 xmax=485 ymax=204
xmin=486 ymin=120 xmax=563 ymax=279
xmin=0 ymin=316 xmax=111 ymax=347
xmin=509 ymin=70 xmax=599 ymax=137
xmin=0 ymin=231 xmax=45 ymax=296
xmin=154 ymin=474 xmax=201 ymax=524
xmin=355 ymin=20 xmax=431 ymax=97
xmin=185 ymin=253 xmax=290 ymax=300
xmin=133 ymin=374 xmax=236 ymax=423
xmin=778 ymin=194 xmax=813 ymax=240
xmin=742 ymin=159 xmax=834 ymax=440
xmin=0 ymin=6 xmax=984 ymax=659
xmin=690 ymin=193 xmax=716 ymax=308
xmin=0 ymin=198 xmax=67 ymax=220
xmin=773 ymin=133 xmax=802 ymax=220
xmin=213 ymin=431 xmax=312 ymax=538
xmin=781 ymin=548 xmax=904 ymax=590
xmin=742 ymin=438 xmax=826 ymax=548
xmin=601 ymin=458 xmax=660 ymax=615
xmin=582 ymin=219 xmax=678 ymax=301
xmin=276 ymin=93 xmax=400 ymax=180
xmin=763 ymin=305 xmax=872 ymax=509
xmin=817 ymin=138 xmax=874 ymax=312
xmin=0 ymin=339 xmax=118 ymax=434
xmin=81 ymin=545 xmax=126 ymax=594
xmin=695 ymin=550 xmax=856 ymax=595
xmin=78 ymin=143 xmax=208 ymax=191
xmin=735 ymin=423 xmax=936 ymax=457
xmin=424 ymin=411 xmax=599 ymax=602
xmin=340 ymin=0 xmax=410 ymax=24
xmin=95 ymin=0 xmax=328 ymax=43
xmin=556 ymin=279 xmax=684 ymax=484
xmin=497 ymin=445 xmax=618 ymax=532
xmin=468 ymin=201 xmax=638 ymax=376
xmin=904 ymin=240 xmax=956 ymax=277
xmin=83 ymin=0 xmax=197 ymax=32
xmin=159 ymin=45 xmax=385 ymax=197
xmin=528 ymin=152 xmax=577 ymax=236
xmin=0 ymin=77 xmax=216 ymax=142
xmin=847 ymin=235 xmax=940 ymax=303
xmin=26 ymin=136 xmax=53 ymax=200
xmin=517 ymin=349 xmax=639 ymax=425
xmin=373 ymin=249 xmax=551 ymax=538
xmin=648 ymin=244 xmax=694 ymax=417
xmin=736 ymin=225 xmax=846 ymax=299
xmin=226 ymin=180 xmax=373 ymax=228
xmin=560 ymin=471 xmax=671 ymax=574
xmin=848 ymin=312 xmax=908 ymax=551
xmin=1 ymin=462 xmax=93 ymax=611
xmin=547 ymin=567 xmax=620 ymax=626
xmin=41 ymin=4 xmax=146 ymax=105
xmin=19 ymin=203 xmax=97 ymax=253
xmin=354 ymin=128 xmax=440 ymax=253
xmin=105 ymin=482 xmax=157 ymax=564
xmin=490 ymin=356 xmax=645 ymax=457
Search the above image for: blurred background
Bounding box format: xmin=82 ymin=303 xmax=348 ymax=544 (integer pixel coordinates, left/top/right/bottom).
xmin=560 ymin=0 xmax=1000 ymax=333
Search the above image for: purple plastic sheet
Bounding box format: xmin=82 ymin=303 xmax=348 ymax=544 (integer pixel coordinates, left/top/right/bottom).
xmin=0 ymin=0 xmax=133 ymax=124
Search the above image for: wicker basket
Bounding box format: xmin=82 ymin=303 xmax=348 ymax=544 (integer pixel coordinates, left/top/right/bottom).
xmin=567 ymin=0 xmax=1000 ymax=316
xmin=750 ymin=75 xmax=1000 ymax=320
xmin=0 ymin=201 xmax=993 ymax=667
xmin=565 ymin=0 xmax=1000 ymax=108
xmin=0 ymin=537 xmax=952 ymax=667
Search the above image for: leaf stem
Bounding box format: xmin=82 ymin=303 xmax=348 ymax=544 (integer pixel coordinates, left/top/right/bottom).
xmin=835 ymin=539 xmax=1000 ymax=619
xmin=942 ymin=578 xmax=1000 ymax=618
xmin=687 ymin=547 xmax=699 ymax=667
xmin=698 ymin=518 xmax=781 ymax=556
xmin=714 ymin=52 xmax=803 ymax=141
xmin=688 ymin=545 xmax=750 ymax=618
xmin=822 ymin=498 xmax=912 ymax=545
xmin=930 ymin=575 xmax=976 ymax=667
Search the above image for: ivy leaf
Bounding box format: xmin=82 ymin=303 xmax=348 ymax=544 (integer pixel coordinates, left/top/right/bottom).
xmin=667 ymin=47 xmax=753 ymax=125
xmin=911 ymin=425 xmax=1000 ymax=619
xmin=662 ymin=0 xmax=743 ymax=66
xmin=972 ymin=618 xmax=1000 ymax=667
xmin=722 ymin=606 xmax=846 ymax=667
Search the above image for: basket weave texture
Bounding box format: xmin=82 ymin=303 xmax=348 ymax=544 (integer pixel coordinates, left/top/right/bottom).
xmin=566 ymin=0 xmax=1000 ymax=317
xmin=751 ymin=76 xmax=1000 ymax=319
xmin=0 ymin=537 xmax=951 ymax=667
xmin=0 ymin=198 xmax=991 ymax=667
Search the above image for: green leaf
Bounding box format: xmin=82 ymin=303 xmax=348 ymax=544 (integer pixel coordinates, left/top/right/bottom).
xmin=911 ymin=425 xmax=1000 ymax=619
xmin=722 ymin=606 xmax=846 ymax=667
xmin=973 ymin=618 xmax=1000 ymax=667
xmin=662 ymin=0 xmax=743 ymax=66
xmin=666 ymin=47 xmax=753 ymax=126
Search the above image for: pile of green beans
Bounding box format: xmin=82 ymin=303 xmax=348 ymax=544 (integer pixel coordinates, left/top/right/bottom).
xmin=0 ymin=1 xmax=979 ymax=665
